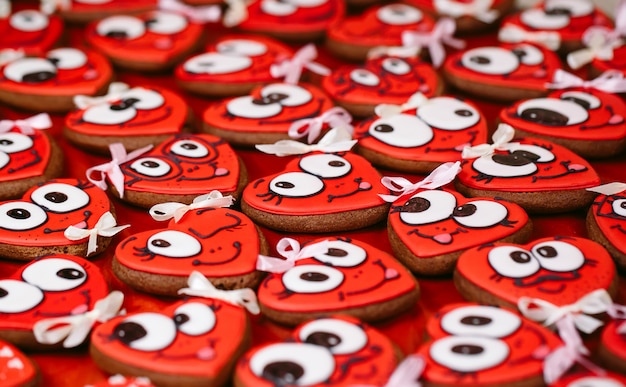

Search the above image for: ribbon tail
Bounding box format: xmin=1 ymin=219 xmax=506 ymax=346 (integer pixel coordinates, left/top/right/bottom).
xmin=567 ymin=49 xmax=594 ymax=70
xmin=33 ymin=318 xmax=75 ymax=346
xmin=256 ymin=255 xmax=294 ymax=273
xmin=62 ymin=316 xmax=95 ymax=348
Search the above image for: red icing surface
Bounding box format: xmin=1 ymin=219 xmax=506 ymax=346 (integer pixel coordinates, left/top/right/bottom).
xmin=590 ymin=192 xmax=626 ymax=255
xmin=600 ymin=320 xmax=626 ymax=364
xmin=0 ymin=10 xmax=63 ymax=56
xmin=0 ymin=340 xmax=37 ymax=386
xmin=455 ymin=236 xmax=616 ymax=306
xmin=64 ymin=0 xmax=156 ymax=13
xmin=592 ymin=45 xmax=626 ymax=76
xmin=0 ymin=129 xmax=52 ymax=182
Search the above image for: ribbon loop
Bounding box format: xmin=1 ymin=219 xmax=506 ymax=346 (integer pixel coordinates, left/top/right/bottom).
xmin=402 ymin=18 xmax=466 ymax=67
xmin=158 ymin=0 xmax=221 ymax=23
xmin=150 ymin=191 xmax=235 ymax=222
xmin=64 ymin=211 xmax=130 ymax=255
xmin=256 ymin=238 xmax=329 ymax=273
xmin=367 ymin=45 xmax=421 ymax=60
xmin=0 ymin=0 xmax=9 ymax=18
xmin=379 ymin=161 xmax=461 ymax=202
xmin=271 ymin=44 xmax=330 ymax=85
xmin=178 ymin=271 xmax=260 ymax=314
xmin=73 ymin=82 xmax=132 ymax=110
xmin=256 ymin=126 xmax=357 ymax=156
xmin=40 ymin=0 xmax=71 ymax=14
xmin=288 ymin=107 xmax=353 ymax=144
xmin=435 ymin=0 xmax=498 ymax=24
xmin=462 ymin=123 xmax=517 ymax=159
xmin=0 ymin=113 xmax=52 ymax=135
xmin=375 ymin=92 xmax=429 ymax=118
xmin=567 ymin=27 xmax=623 ymax=70
xmin=0 ymin=48 xmax=24 ymax=66
xmin=222 ymin=0 xmax=248 ymax=27
xmin=498 ymin=24 xmax=561 ymax=51
xmin=547 ymin=69 xmax=626 ymax=94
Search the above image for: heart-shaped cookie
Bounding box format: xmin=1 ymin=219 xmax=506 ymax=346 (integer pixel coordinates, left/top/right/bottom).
xmin=0 ymin=340 xmax=39 ymax=385
xmin=0 ymin=6 xmax=63 ymax=56
xmin=90 ymin=297 xmax=250 ymax=387
xmin=586 ymin=185 xmax=626 ymax=270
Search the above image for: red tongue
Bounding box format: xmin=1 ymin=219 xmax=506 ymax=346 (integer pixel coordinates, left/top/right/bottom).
xmin=433 ymin=233 xmax=452 ymax=244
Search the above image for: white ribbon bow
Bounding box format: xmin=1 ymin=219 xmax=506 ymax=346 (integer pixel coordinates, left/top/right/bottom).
xmin=567 ymin=27 xmax=623 ymax=70
xmin=158 ymin=0 xmax=221 ymax=23
xmin=150 ymin=191 xmax=235 ymax=222
xmin=257 ymin=238 xmax=329 ymax=273
xmin=0 ymin=48 xmax=24 ymax=66
xmin=255 ymin=126 xmax=357 ymax=156
xmin=64 ymin=212 xmax=130 ymax=256
xmin=367 ymin=45 xmax=421 ymax=60
xmin=33 ymin=291 xmax=124 ymax=348
xmin=375 ymin=92 xmax=429 ymax=118
xmin=0 ymin=0 xmax=10 ymax=18
xmin=586 ymin=182 xmax=626 ymax=195
xmin=350 ymin=354 xmax=425 ymax=387
xmin=271 ymin=44 xmax=330 ymax=85
xmin=462 ymin=123 xmax=518 ymax=159
xmin=222 ymin=0 xmax=248 ymax=27
xmin=288 ymin=106 xmax=353 ymax=144
xmin=435 ymin=0 xmax=499 ymax=24
xmin=73 ymin=82 xmax=132 ymax=110
xmin=0 ymin=113 xmax=52 ymax=135
xmin=402 ymin=18 xmax=466 ymax=68
xmin=547 ymin=69 xmax=626 ymax=94
xmin=379 ymin=161 xmax=461 ymax=203
xmin=40 ymin=0 xmax=71 ymax=14
xmin=178 ymin=271 xmax=260 ymax=314
xmin=498 ymin=24 xmax=561 ymax=51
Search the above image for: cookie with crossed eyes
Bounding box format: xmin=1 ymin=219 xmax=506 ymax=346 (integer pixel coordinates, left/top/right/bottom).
xmin=0 ymin=5 xmax=63 ymax=56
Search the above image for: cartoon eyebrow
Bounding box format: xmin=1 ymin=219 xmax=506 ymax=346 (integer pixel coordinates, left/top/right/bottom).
xmin=188 ymin=212 xmax=242 ymax=239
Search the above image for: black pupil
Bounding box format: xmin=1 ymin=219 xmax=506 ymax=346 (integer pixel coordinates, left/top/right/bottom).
xmin=452 ymin=344 xmax=484 ymax=355
xmin=511 ymin=250 xmax=532 ymax=264
xmin=112 ymin=322 xmax=147 ymax=345
xmin=561 ymin=96 xmax=591 ymax=110
xmin=0 ymin=287 xmax=7 ymax=298
xmin=621 ymin=202 xmax=626 ymax=210
xmin=105 ymin=30 xmax=128 ymax=39
xmin=45 ymin=191 xmax=68 ymax=203
xmin=173 ymin=313 xmax=189 ymax=326
xmin=328 ymin=160 xmax=345 ymax=168
xmin=455 ymin=109 xmax=472 ymax=117
xmin=326 ymin=248 xmax=348 ymax=257
xmin=151 ymin=239 xmax=171 ymax=248
xmin=493 ymin=150 xmax=541 ymax=167
xmin=453 ymin=204 xmax=477 ymax=217
xmin=22 ymin=71 xmax=55 ymax=83
xmin=262 ymin=361 xmax=304 ymax=385
xmin=403 ymin=197 xmax=430 ymax=213
xmin=111 ymin=98 xmax=140 ymax=111
xmin=0 ymin=139 xmax=13 ymax=146
xmin=305 ymin=331 xmax=341 ymax=348
xmin=276 ymin=181 xmax=295 ymax=189
xmin=521 ymin=108 xmax=569 ymax=126
xmin=56 ymin=268 xmax=84 ymax=280
xmin=460 ymin=315 xmax=492 ymax=326
xmin=7 ymin=208 xmax=30 ymax=219
xmin=300 ymin=272 xmax=329 ymax=282
xmin=182 ymin=143 xmax=198 ymax=150
xmin=536 ymin=246 xmax=557 ymax=258
xmin=253 ymin=93 xmax=288 ymax=105
xmin=546 ymin=7 xmax=571 ymax=16
xmin=512 ymin=49 xmax=527 ymax=59
xmin=470 ymin=56 xmax=490 ymax=65
xmin=142 ymin=161 xmax=160 ymax=168
xmin=374 ymin=124 xmax=394 ymax=133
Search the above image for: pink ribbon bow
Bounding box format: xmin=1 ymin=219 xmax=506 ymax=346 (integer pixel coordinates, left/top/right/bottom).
xmin=288 ymin=106 xmax=353 ymax=144
xmin=0 ymin=113 xmax=52 ymax=135
xmin=256 ymin=238 xmax=329 ymax=273
xmin=379 ymin=161 xmax=461 ymax=203
xmin=271 ymin=44 xmax=331 ymax=85
xmin=158 ymin=0 xmax=221 ymax=23
xmin=350 ymin=355 xmax=425 ymax=387
xmin=402 ymin=18 xmax=466 ymax=68
xmin=547 ymin=69 xmax=626 ymax=94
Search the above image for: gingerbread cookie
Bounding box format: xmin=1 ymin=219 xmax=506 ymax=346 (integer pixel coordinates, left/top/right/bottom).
xmin=586 ymin=182 xmax=626 ymax=271
xmin=552 ymin=372 xmax=626 ymax=387
xmin=597 ymin=319 xmax=626 ymax=377
xmin=44 ymin=0 xmax=156 ymax=24
xmin=64 ymin=82 xmax=192 ymax=154
xmin=0 ymin=47 xmax=112 ymax=112
xmin=0 ymin=3 xmax=63 ymax=56
xmin=0 ymin=340 xmax=39 ymax=386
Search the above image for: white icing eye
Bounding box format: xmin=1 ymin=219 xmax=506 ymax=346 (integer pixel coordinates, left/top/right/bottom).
xmin=112 ymin=313 xmax=176 ymax=351
xmin=299 ymin=154 xmax=351 ymax=178
xmin=418 ymin=97 xmax=480 ymax=131
xmin=398 ymin=190 xmax=456 ymax=225
xmin=0 ymin=133 xmax=34 ymax=154
xmin=517 ymin=98 xmax=588 ymax=126
xmin=0 ymin=152 xmax=8 ymax=169
xmin=453 ymin=200 xmax=508 ymax=228
xmin=531 ymin=240 xmax=585 ymax=272
xmin=560 ymin=91 xmax=601 ymax=110
xmin=461 ymin=47 xmax=519 ymax=75
xmin=430 ymin=336 xmax=509 ymax=372
xmin=377 ymin=4 xmax=423 ymax=25
xmin=520 ymin=8 xmax=570 ymax=30
xmin=261 ymin=0 xmax=298 ymax=16
xmin=488 ymin=246 xmax=540 ymax=278
xmin=0 ymin=280 xmax=43 ymax=313
xmin=382 ymin=58 xmax=411 ymax=75
xmin=82 ymin=104 xmax=137 ymax=125
xmin=130 ymin=157 xmax=172 ymax=177
xmin=506 ymin=144 xmax=555 ymax=163
xmin=313 ymin=240 xmax=367 ymax=267
xmin=22 ymin=258 xmax=87 ymax=291
xmin=173 ymin=302 xmax=216 ymax=336
xmin=31 ymin=183 xmax=89 ymax=213
xmin=612 ymin=199 xmax=626 ymax=217
xmin=298 ymin=318 xmax=367 ymax=354
xmin=226 ymin=95 xmax=283 ymax=119
xmin=472 ymin=152 xmax=538 ymax=178
xmin=96 ymin=15 xmax=146 ymax=39
xmin=545 ymin=0 xmax=593 ymax=17
xmin=290 ymin=0 xmax=328 ymax=7
xmin=269 ymin=172 xmax=324 ymax=198
xmin=511 ymin=44 xmax=544 ymax=65
xmin=10 ymin=10 xmax=49 ymax=32
xmin=147 ymin=230 xmax=202 ymax=258
xmin=217 ymin=40 xmax=268 ymax=56
xmin=145 ymin=12 xmax=187 ymax=34
xmin=183 ymin=53 xmax=252 ymax=75
xmin=282 ymin=264 xmax=344 ymax=294
xmin=249 ymin=343 xmax=335 ymax=385
xmin=170 ymin=140 xmax=209 ymax=158
xmin=116 ymin=88 xmax=164 ymax=111
xmin=261 ymin=84 xmax=312 ymax=107
xmin=3 ymin=58 xmax=57 ymax=83
xmin=369 ymin=114 xmax=433 ymax=148
xmin=0 ymin=202 xmax=47 ymax=230
xmin=47 ymin=48 xmax=87 ymax=70
xmin=440 ymin=305 xmax=521 ymax=338
xmin=568 ymin=377 xmax=626 ymax=387
xmin=350 ymin=69 xmax=380 ymax=86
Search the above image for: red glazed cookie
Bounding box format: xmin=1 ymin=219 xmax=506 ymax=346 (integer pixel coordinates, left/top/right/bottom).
xmin=0 ymin=5 xmax=63 ymax=56
xmin=64 ymin=83 xmax=192 ymax=154
xmin=416 ymin=303 xmax=562 ymax=386
xmin=597 ymin=320 xmax=626 ymax=377
xmin=175 ymin=35 xmax=293 ymax=97
xmin=0 ymin=47 xmax=112 ymax=112
xmin=0 ymin=340 xmax=39 ymax=386
xmin=552 ymin=372 xmax=626 ymax=387
xmin=591 ymin=45 xmax=626 ymax=77
xmin=48 ymin=0 xmax=156 ymax=24
xmin=586 ymin=183 xmax=626 ymax=271
xmin=90 ymin=297 xmax=251 ymax=387
xmin=234 ymin=315 xmax=400 ymax=386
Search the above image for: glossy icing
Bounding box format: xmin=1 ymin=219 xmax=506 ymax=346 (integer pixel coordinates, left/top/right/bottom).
xmin=553 ymin=371 xmax=626 ymax=387
xmin=600 ymin=320 xmax=626 ymax=371
xmin=593 ymin=45 xmax=626 ymax=77
xmin=455 ymin=236 xmax=616 ymax=306
xmin=0 ymin=340 xmax=37 ymax=386
xmin=590 ymin=190 xmax=626 ymax=256
xmin=59 ymin=0 xmax=156 ymax=18
xmin=0 ymin=8 xmax=63 ymax=56
xmin=236 ymin=315 xmax=398 ymax=386
xmin=0 ymin=128 xmax=52 ymax=182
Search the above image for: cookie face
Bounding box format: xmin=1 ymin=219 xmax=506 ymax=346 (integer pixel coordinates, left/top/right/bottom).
xmin=235 ymin=316 xmax=399 ymax=386
xmin=417 ymin=303 xmax=562 ymax=385
xmin=0 ymin=340 xmax=38 ymax=385
xmin=0 ymin=8 xmax=63 ymax=56
xmin=0 ymin=128 xmax=54 ymax=187
xmin=589 ymin=190 xmax=626 ymax=257
xmin=454 ymin=236 xmax=616 ymax=307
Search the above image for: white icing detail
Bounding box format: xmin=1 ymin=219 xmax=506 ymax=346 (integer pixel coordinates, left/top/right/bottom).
xmin=513 ymin=44 xmax=544 ymax=65
xmin=506 ymin=144 xmax=555 ymax=163
xmin=250 ymin=342 xmax=335 ymax=385
xmin=82 ymin=104 xmax=137 ymax=125
xmin=227 ymin=95 xmax=282 ymax=119
xmin=22 ymin=258 xmax=87 ymax=291
xmin=472 ymin=153 xmax=537 ymax=178
xmin=120 ymin=88 xmax=164 ymax=110
xmin=461 ymin=47 xmax=519 ymax=75
xmin=0 ymin=133 xmax=33 ymax=154
xmin=262 ymin=84 xmax=312 ymax=107
xmin=10 ymin=10 xmax=48 ymax=32
xmin=520 ymin=8 xmax=570 ymax=30
xmin=183 ymin=53 xmax=252 ymax=75
xmin=290 ymin=0 xmax=328 ymax=6
xmin=116 ymin=313 xmax=176 ymax=351
xmin=0 ymin=201 xmax=47 ymax=230
xmin=299 ymin=154 xmax=351 ymax=178
xmin=0 ymin=346 xmax=14 ymax=357
xmin=30 ymin=183 xmax=89 ymax=213
xmin=147 ymin=230 xmax=202 ymax=258
xmin=312 ymin=240 xmax=367 ymax=267
xmin=531 ymin=240 xmax=585 ymax=272
xmin=545 ymin=0 xmax=593 ymax=17
xmin=0 ymin=279 xmax=43 ymax=313
xmin=269 ymin=172 xmax=324 ymax=197
xmin=418 ymin=97 xmax=480 ymax=131
xmin=217 ymin=39 xmax=268 ymax=56
xmin=369 ymin=114 xmax=433 ymax=148
xmin=434 ymin=0 xmax=497 ymax=22
xmin=377 ymin=4 xmax=423 ymax=25
xmin=146 ymin=11 xmax=188 ymax=35
xmin=82 ymin=88 xmax=164 ymax=126
xmin=7 ymin=357 xmax=23 ymax=369
xmin=170 ymin=140 xmax=209 ymax=158
xmin=488 ymin=246 xmax=540 ymax=278
xmin=173 ymin=302 xmax=216 ymax=336
xmin=298 ymin=318 xmax=368 ymax=354
xmin=96 ymin=15 xmax=145 ymax=39
xmin=130 ymin=157 xmax=172 ymax=177
xmin=453 ymin=200 xmax=508 ymax=228
xmin=430 ymin=336 xmax=509 ymax=372
xmin=282 ymin=264 xmax=344 ymax=293
xmin=561 ymin=91 xmax=601 ymax=109
xmin=517 ymin=98 xmax=588 ymax=126
xmin=261 ymin=0 xmax=297 ymax=16
xmin=3 ymin=57 xmax=56 ymax=83
xmin=382 ymin=57 xmax=411 ymax=75
xmin=567 ymin=377 xmax=626 ymax=387
xmin=47 ymin=48 xmax=87 ymax=69
xmin=612 ymin=199 xmax=626 ymax=217
xmin=350 ymin=69 xmax=380 ymax=86
xmin=399 ymin=190 xmax=456 ymax=225
xmin=440 ymin=305 xmax=521 ymax=338
xmin=0 ymin=152 xmax=8 ymax=169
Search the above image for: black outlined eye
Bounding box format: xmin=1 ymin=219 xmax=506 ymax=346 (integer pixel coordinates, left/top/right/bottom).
xmin=184 ymin=53 xmax=252 ymax=75
xmin=545 ymin=0 xmax=593 ymax=17
xmin=3 ymin=58 xmax=57 ymax=83
xmin=10 ymin=10 xmax=49 ymax=32
xmin=453 ymin=200 xmax=508 ymax=228
xmin=217 ymin=39 xmax=268 ymax=56
xmin=82 ymin=104 xmax=137 ymax=125
xmin=461 ymin=47 xmax=519 ymax=75
xmin=531 ymin=241 xmax=584 ymax=272
xmin=506 ymin=144 xmax=555 ymax=163
xmin=612 ymin=199 xmax=626 ymax=217
xmin=430 ymin=336 xmax=509 ymax=372
xmin=0 ymin=133 xmax=34 ymax=154
xmin=130 ymin=157 xmax=172 ymax=177
xmin=147 ymin=230 xmax=202 ymax=258
xmin=472 ymin=152 xmax=538 ymax=178
xmin=226 ymin=95 xmax=283 ymax=119
xmin=369 ymin=114 xmax=433 ymax=148
xmin=560 ymin=91 xmax=600 ymax=110
xmin=119 ymin=89 xmax=164 ymax=110
xmin=170 ymin=140 xmax=209 ymax=158
xmin=440 ymin=305 xmax=521 ymax=338
xmin=145 ymin=11 xmax=187 ymax=34
xmin=517 ymin=98 xmax=588 ymax=126
xmin=418 ymin=97 xmax=480 ymax=130
xmin=31 ymin=183 xmax=89 ymax=213
xmin=96 ymin=15 xmax=145 ymax=39
xmin=377 ymin=4 xmax=423 ymax=25
xmin=282 ymin=264 xmax=344 ymax=293
xmin=299 ymin=154 xmax=351 ymax=178
xmin=22 ymin=258 xmax=87 ymax=291
xmin=382 ymin=58 xmax=411 ymax=75
xmin=511 ymin=44 xmax=544 ymax=65
xmin=298 ymin=318 xmax=367 ymax=354
xmin=350 ymin=69 xmax=380 ymax=86
xmin=520 ymin=8 xmax=570 ymax=30
xmin=249 ymin=343 xmax=335 ymax=385
xmin=47 ymin=48 xmax=87 ymax=70
xmin=488 ymin=246 xmax=540 ymax=278
xmin=112 ymin=313 xmax=176 ymax=351
xmin=261 ymin=84 xmax=312 ymax=107
xmin=269 ymin=172 xmax=324 ymax=197
xmin=173 ymin=302 xmax=216 ymax=336
xmin=313 ymin=240 xmax=367 ymax=267
xmin=260 ymin=0 xmax=298 ymax=16
xmin=0 ymin=202 xmax=47 ymax=230
xmin=0 ymin=280 xmax=43 ymax=313
xmin=399 ymin=190 xmax=456 ymax=225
